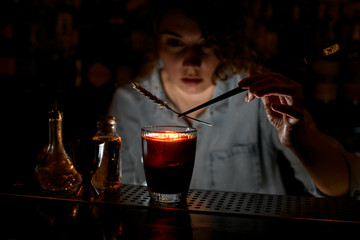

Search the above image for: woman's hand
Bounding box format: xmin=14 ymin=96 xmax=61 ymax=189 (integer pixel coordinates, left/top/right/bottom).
xmin=239 ymin=71 xmax=352 ymax=197
xmin=238 ymin=71 xmax=306 ymax=147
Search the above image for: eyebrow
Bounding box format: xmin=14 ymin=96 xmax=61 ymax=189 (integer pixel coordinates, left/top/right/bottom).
xmin=161 ymin=30 xmax=183 ymax=38
xmin=161 ymin=30 xmax=206 ymax=42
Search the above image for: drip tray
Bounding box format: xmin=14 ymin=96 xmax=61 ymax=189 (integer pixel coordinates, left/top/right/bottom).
xmin=98 ymin=185 xmax=360 ymax=223
xmin=6 ymin=184 xmax=360 ymax=223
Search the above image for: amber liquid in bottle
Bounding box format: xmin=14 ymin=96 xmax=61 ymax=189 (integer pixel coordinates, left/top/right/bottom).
xmin=92 ymin=116 xmax=121 ymax=192
xmin=92 ymin=136 xmax=121 ymax=191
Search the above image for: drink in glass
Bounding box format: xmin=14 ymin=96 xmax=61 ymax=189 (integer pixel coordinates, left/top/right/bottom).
xmin=141 ymin=126 xmax=197 ymax=203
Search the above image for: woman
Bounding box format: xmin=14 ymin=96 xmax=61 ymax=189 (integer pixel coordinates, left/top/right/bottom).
xmin=109 ymin=1 xmax=359 ymax=197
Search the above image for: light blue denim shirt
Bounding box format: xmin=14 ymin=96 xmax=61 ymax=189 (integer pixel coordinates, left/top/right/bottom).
xmin=109 ymin=63 xmax=360 ymax=197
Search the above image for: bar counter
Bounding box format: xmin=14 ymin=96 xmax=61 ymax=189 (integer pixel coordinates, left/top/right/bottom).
xmin=1 ymin=184 xmax=359 ymax=239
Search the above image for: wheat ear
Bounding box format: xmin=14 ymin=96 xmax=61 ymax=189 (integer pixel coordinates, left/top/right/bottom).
xmin=132 ymin=82 xmax=211 ymax=126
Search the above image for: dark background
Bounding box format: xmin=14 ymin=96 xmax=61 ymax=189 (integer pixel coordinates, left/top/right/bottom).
xmin=1 ymin=0 xmax=359 ymax=187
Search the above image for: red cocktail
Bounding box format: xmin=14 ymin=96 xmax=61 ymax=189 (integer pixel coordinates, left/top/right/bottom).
xmin=141 ymin=126 xmax=197 ymax=203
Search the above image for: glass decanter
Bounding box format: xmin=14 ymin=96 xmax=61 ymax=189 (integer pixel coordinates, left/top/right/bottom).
xmin=35 ymin=108 xmax=81 ymax=191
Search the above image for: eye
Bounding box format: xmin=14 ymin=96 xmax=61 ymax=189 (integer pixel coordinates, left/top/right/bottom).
xmin=201 ymin=40 xmax=213 ymax=48
xmin=200 ymin=40 xmax=215 ymax=54
xmin=166 ymin=38 xmax=184 ymax=47
xmin=201 ymin=39 xmax=215 ymax=48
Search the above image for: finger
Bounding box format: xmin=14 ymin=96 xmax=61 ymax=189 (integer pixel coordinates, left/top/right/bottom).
xmin=279 ymin=96 xmax=286 ymax=105
xmin=248 ymin=70 xmax=259 ymax=77
xmin=239 ymin=72 xmax=288 ymax=87
xmin=253 ymin=85 xmax=298 ymax=98
xmin=241 ymin=78 xmax=292 ymax=101
xmin=244 ymin=92 xmax=250 ymax=102
xmin=242 ymin=76 xmax=297 ymax=98
xmin=271 ymin=104 xmax=304 ymax=119
xmin=263 ymin=99 xmax=283 ymax=121
xmin=245 ymin=75 xmax=297 ymax=95
xmin=244 ymin=92 xmax=256 ymax=102
xmin=238 ymin=72 xmax=264 ymax=88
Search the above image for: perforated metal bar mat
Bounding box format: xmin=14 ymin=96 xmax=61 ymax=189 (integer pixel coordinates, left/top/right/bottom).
xmin=4 ymin=184 xmax=360 ymax=223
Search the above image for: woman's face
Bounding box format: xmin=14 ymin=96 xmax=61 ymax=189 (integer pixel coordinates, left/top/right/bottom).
xmin=157 ymin=10 xmax=220 ymax=94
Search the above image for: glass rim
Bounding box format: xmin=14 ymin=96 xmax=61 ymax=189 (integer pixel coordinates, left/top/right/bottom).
xmin=141 ymin=125 xmax=197 ymax=134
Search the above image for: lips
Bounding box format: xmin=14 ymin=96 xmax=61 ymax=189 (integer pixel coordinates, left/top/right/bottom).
xmin=181 ymin=76 xmax=203 ymax=85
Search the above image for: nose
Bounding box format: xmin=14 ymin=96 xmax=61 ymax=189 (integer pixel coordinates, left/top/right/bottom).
xmin=183 ymin=46 xmax=202 ymax=67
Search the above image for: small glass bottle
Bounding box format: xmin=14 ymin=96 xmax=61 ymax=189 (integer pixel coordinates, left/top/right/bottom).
xmin=92 ymin=116 xmax=121 ymax=192
xmin=35 ymin=108 xmax=81 ymax=191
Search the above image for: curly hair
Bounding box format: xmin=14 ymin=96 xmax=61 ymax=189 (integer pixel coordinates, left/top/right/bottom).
xmin=138 ymin=0 xmax=256 ymax=83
